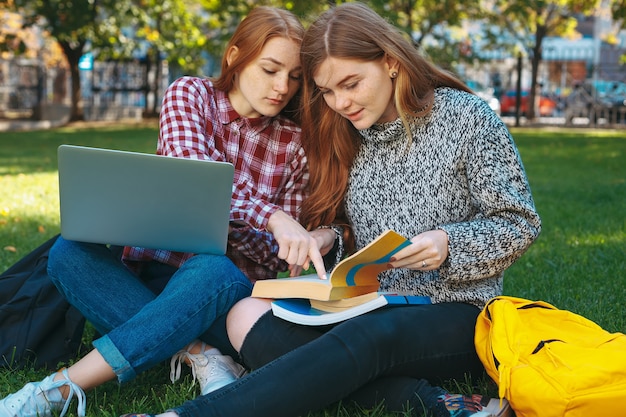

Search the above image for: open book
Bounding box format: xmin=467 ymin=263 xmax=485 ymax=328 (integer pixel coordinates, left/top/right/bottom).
xmin=251 ymin=229 xmax=411 ymax=301
xmin=271 ymin=293 xmax=431 ymax=326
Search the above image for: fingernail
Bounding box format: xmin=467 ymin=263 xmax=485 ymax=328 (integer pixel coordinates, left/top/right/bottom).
xmin=389 ymin=257 xmax=396 ymax=262
xmin=387 ymin=263 xmax=394 ymax=269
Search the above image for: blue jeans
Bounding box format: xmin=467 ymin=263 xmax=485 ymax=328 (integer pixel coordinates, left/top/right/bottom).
xmin=173 ymin=302 xmax=484 ymax=417
xmin=47 ymin=237 xmax=253 ymax=383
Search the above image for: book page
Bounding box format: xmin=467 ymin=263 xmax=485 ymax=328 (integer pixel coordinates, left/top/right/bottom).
xmin=310 ymin=292 xmax=380 ymax=312
xmin=329 ymin=230 xmax=410 ymax=287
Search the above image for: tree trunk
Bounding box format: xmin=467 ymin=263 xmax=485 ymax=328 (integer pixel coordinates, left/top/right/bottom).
xmin=528 ymin=24 xmax=547 ymax=121
xmin=143 ymin=50 xmax=151 ymax=117
xmin=58 ymin=40 xmax=86 ymax=122
xmin=151 ymin=48 xmax=161 ymax=116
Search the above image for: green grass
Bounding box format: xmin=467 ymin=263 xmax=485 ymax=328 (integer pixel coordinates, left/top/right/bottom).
xmin=503 ymin=128 xmax=626 ymax=333
xmin=0 ymin=122 xmax=159 ymax=268
xmin=1 ymin=124 xmax=625 ymax=416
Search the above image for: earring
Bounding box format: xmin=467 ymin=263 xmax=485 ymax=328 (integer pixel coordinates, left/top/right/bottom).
xmin=391 ymin=71 xmax=398 ymax=79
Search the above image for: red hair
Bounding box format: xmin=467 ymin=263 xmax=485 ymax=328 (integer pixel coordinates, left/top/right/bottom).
xmin=298 ymin=3 xmax=471 ymax=251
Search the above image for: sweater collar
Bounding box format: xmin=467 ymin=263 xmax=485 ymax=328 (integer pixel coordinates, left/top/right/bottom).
xmin=359 ymin=117 xmax=407 ymax=144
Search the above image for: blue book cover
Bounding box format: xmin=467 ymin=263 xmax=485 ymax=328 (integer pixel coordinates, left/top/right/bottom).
xmin=271 ymin=293 xmax=431 ymax=326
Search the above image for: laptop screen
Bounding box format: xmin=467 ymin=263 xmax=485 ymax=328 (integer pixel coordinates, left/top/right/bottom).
xmin=57 ymin=145 xmax=234 ymax=254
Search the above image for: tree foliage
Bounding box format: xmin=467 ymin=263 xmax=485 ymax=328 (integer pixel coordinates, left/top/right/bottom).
xmin=2 ymin=0 xmax=98 ymax=120
xmin=613 ymin=0 xmax=626 ymax=26
xmin=0 ymin=9 xmax=29 ymax=57
xmin=92 ymin=0 xmax=210 ymax=74
xmin=89 ymin=0 xmax=214 ymax=115
xmin=365 ymin=0 xmax=487 ymax=71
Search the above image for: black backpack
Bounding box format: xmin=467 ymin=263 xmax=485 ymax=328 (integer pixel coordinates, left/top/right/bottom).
xmin=0 ymin=235 xmax=86 ymax=370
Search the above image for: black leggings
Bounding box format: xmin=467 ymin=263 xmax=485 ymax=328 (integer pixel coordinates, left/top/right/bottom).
xmin=173 ymin=302 xmax=484 ymax=417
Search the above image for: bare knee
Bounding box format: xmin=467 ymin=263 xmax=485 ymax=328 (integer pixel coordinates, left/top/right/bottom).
xmin=227 ymin=297 xmax=272 ymax=353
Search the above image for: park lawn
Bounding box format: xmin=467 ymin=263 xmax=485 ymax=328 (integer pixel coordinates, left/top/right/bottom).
xmin=503 ymin=128 xmax=625 ymax=334
xmin=0 ymin=122 xmax=159 ymax=267
xmin=0 ymin=124 xmax=625 ymax=417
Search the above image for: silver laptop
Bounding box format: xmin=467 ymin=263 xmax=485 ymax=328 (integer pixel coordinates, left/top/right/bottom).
xmin=57 ymin=144 xmax=234 ymax=254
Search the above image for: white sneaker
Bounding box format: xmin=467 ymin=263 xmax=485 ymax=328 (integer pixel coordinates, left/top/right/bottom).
xmin=170 ymin=346 xmax=246 ymax=395
xmin=0 ymin=368 xmax=86 ymax=417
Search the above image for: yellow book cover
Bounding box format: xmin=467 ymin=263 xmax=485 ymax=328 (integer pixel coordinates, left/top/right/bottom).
xmin=251 ymin=229 xmax=411 ymax=301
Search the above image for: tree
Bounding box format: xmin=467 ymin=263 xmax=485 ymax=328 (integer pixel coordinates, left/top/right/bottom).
xmin=2 ymin=0 xmax=217 ymax=121
xmin=367 ymin=0 xmax=487 ymax=71
xmin=612 ymin=0 xmax=626 ymax=63
xmin=92 ymin=0 xmax=213 ymax=117
xmin=5 ymin=0 xmax=103 ymax=121
xmin=0 ymin=9 xmax=28 ymax=57
xmin=368 ymin=0 xmax=474 ymax=44
xmin=489 ymin=0 xmax=602 ymax=120
xmin=613 ymin=0 xmax=626 ymax=27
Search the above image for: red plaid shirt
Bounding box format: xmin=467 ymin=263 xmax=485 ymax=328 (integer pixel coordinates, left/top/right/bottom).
xmin=122 ymin=76 xmax=308 ymax=281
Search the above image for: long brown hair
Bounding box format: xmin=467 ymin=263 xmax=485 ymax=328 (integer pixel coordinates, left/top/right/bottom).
xmin=299 ymin=2 xmax=471 ymax=248
xmin=212 ymin=6 xmax=305 ymax=119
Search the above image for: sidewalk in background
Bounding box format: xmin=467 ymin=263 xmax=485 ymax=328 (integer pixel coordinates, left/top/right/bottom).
xmin=0 ymin=117 xmax=157 ymax=132
xmin=0 ymin=118 xmax=68 ymax=131
xmin=0 ymin=104 xmax=70 ymax=132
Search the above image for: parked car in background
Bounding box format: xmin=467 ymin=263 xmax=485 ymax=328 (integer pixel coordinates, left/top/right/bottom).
xmin=500 ymin=90 xmax=557 ymax=117
xmin=588 ymin=80 xmax=626 ymax=123
xmin=465 ymin=79 xmax=501 ymax=115
xmin=565 ymin=80 xmax=626 ymax=124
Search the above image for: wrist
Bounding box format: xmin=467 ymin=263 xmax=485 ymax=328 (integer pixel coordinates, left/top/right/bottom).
xmin=318 ymin=224 xmax=342 ymax=244
xmin=266 ymin=209 xmax=286 ymax=233
xmin=317 ymin=225 xmax=344 ymax=270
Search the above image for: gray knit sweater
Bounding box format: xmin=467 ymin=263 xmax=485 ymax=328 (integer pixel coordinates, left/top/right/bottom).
xmin=345 ymin=87 xmax=541 ymax=308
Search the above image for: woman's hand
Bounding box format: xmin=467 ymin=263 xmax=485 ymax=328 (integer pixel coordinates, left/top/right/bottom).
xmin=267 ymin=210 xmax=327 ymax=279
xmin=387 ymin=230 xmax=449 ymax=271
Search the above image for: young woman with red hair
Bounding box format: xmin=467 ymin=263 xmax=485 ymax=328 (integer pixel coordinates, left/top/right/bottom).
xmin=0 ymin=7 xmax=330 ymax=417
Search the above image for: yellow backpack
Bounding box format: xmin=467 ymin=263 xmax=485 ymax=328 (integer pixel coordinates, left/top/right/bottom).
xmin=475 ymin=296 xmax=626 ymax=417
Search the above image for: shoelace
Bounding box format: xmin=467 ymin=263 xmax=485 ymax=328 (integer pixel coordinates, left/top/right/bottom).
xmin=48 ymin=369 xmax=87 ymax=417
xmin=170 ymin=349 xmax=210 ymax=384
